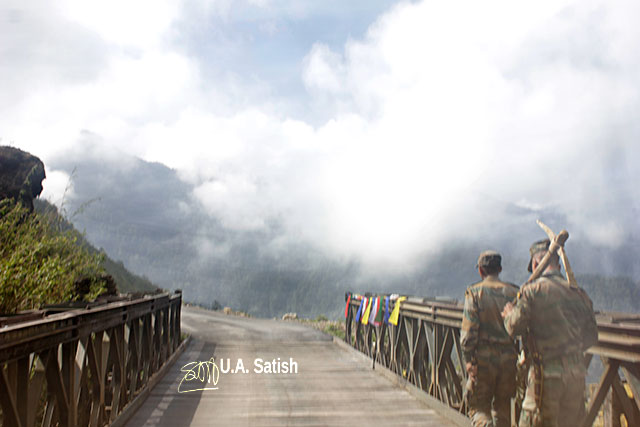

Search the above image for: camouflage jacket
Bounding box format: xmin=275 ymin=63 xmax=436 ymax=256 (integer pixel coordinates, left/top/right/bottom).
xmin=503 ymin=271 xmax=598 ymax=364
xmin=460 ymin=276 xmax=519 ymax=364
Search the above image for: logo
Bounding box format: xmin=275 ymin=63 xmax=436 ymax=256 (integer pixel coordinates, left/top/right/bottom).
xmin=177 ymin=356 xmax=299 ymax=393
xmin=178 ymin=358 xmax=220 ymax=393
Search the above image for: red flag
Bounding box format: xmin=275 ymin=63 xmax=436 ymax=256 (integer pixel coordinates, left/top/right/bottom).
xmin=344 ymin=293 xmax=352 ymax=318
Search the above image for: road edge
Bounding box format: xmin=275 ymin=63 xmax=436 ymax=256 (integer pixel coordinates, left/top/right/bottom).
xmin=332 ymin=336 xmax=471 ymax=427
xmin=110 ymin=336 xmax=192 ymax=427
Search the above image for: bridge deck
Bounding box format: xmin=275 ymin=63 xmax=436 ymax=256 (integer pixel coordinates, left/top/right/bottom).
xmin=125 ymin=306 xmax=455 ymax=426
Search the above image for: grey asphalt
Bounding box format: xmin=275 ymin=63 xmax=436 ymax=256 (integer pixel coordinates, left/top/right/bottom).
xmin=124 ymin=306 xmax=455 ymax=426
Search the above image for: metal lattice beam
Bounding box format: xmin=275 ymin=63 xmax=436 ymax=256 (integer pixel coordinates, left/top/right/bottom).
xmin=344 ymin=293 xmax=640 ymax=427
xmin=0 ymin=292 xmax=182 ymax=427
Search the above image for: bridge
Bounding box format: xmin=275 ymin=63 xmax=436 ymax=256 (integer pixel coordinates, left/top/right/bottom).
xmin=125 ymin=306 xmax=455 ymax=426
xmin=1 ymin=291 xmax=639 ymax=426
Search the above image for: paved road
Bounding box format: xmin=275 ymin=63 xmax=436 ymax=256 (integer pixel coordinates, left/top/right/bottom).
xmin=125 ymin=306 xmax=456 ymax=426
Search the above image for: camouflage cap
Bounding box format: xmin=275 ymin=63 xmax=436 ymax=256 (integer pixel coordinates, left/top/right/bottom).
xmin=527 ymin=238 xmax=550 ymax=272
xmin=476 ymin=250 xmax=502 ymax=269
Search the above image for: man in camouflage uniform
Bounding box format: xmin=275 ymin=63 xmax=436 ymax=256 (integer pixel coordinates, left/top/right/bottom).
xmin=461 ymin=250 xmax=519 ymax=427
xmin=502 ymin=239 xmax=598 ymax=427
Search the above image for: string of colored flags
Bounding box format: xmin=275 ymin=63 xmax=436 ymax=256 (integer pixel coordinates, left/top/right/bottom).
xmin=345 ymin=293 xmax=407 ymax=326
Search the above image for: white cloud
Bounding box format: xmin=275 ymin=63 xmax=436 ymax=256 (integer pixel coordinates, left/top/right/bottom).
xmin=2 ymin=47 xmax=201 ymax=164
xmin=302 ymin=44 xmax=346 ymax=94
xmin=193 ymin=177 xmax=266 ymax=230
xmin=59 ymin=0 xmax=180 ymax=49
xmin=4 ymin=0 xmax=640 ymax=266
xmin=41 ymin=169 xmax=73 ymax=206
xmin=302 ymin=0 xmax=640 ymax=259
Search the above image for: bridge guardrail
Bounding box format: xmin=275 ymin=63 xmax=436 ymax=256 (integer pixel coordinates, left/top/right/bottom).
xmin=344 ymin=293 xmax=640 ymax=427
xmin=0 ymin=291 xmax=182 ymax=427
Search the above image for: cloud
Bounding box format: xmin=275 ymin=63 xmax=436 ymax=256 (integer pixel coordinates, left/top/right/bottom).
xmin=300 ymin=0 xmax=640 ymax=261
xmin=303 ymin=44 xmax=346 ymax=94
xmin=59 ymin=0 xmax=179 ymax=49
xmin=4 ymin=0 xmax=640 ymax=268
xmin=193 ymin=176 xmax=266 ymax=231
xmin=40 ymin=169 xmax=73 ymax=206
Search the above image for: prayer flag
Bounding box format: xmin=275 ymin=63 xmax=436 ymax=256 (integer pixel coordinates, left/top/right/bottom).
xmin=368 ymin=297 xmax=378 ymax=325
xmin=388 ymin=296 xmax=407 ymax=326
xmin=362 ymin=297 xmax=372 ymax=325
xmin=374 ymin=297 xmax=384 ymax=324
xmin=355 ymin=297 xmax=365 ymax=322
xmin=384 ymin=296 xmax=391 ymax=324
xmin=344 ymin=293 xmax=352 ymax=318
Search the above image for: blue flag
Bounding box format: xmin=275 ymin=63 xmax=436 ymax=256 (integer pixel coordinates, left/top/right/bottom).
xmin=355 ymin=297 xmax=365 ymax=322
xmin=384 ymin=296 xmax=391 ymax=324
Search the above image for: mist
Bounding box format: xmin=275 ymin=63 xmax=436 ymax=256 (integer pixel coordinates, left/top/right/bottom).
xmin=2 ymin=1 xmax=640 ymax=314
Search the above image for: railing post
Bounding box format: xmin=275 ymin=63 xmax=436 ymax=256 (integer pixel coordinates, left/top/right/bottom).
xmin=62 ymin=340 xmax=79 ymax=427
xmin=0 ymin=361 xmax=21 ymax=427
xmin=153 ymin=310 xmax=161 ymax=372
xmin=163 ymin=306 xmax=170 ymax=363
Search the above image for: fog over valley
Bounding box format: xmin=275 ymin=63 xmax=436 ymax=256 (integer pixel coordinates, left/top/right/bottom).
xmin=2 ymin=0 xmax=640 ymax=316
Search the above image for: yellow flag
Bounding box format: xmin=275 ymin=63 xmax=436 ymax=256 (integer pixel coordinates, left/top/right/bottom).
xmin=362 ymin=297 xmax=372 ymax=325
xmin=388 ymin=296 xmax=407 ymax=326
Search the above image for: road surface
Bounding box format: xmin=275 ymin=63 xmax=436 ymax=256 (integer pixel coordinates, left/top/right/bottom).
xmin=125 ymin=306 xmax=456 ymax=426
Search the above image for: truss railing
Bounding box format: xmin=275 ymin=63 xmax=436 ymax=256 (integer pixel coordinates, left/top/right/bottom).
xmin=0 ymin=291 xmax=182 ymax=427
xmin=344 ymin=293 xmax=640 ymax=427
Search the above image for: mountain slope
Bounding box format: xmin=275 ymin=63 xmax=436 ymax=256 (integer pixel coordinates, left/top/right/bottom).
xmin=48 ymin=152 xmax=640 ymax=316
xmin=34 ymin=198 xmax=158 ymax=295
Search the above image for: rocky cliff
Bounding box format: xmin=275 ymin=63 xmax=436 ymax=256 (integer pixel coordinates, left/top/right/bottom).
xmin=0 ymin=146 xmax=46 ymax=210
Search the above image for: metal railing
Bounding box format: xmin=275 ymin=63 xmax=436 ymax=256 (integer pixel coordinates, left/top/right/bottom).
xmin=344 ymin=293 xmax=640 ymax=427
xmin=0 ymin=291 xmax=182 ymax=427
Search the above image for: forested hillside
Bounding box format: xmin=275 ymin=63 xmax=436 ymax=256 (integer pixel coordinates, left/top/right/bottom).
xmin=0 ymin=200 xmax=105 ymax=313
xmin=33 ymin=199 xmax=158 ymax=295
xmin=0 ymin=197 xmax=157 ymax=314
xmin=47 ymin=152 xmax=640 ymax=318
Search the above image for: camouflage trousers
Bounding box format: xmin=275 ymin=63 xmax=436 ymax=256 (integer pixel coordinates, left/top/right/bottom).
xmin=518 ymin=353 xmax=587 ymax=427
xmin=468 ymin=346 xmax=517 ymax=427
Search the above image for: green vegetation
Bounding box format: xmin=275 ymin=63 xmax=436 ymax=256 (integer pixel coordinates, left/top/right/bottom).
xmin=323 ymin=322 xmax=345 ymax=339
xmin=102 ymin=257 xmax=157 ymax=294
xmin=47 ymin=156 xmax=640 ymax=317
xmin=289 ymin=315 xmax=346 ymax=339
xmin=0 ymin=198 xmax=158 ymax=314
xmin=0 ymin=200 xmax=105 ymax=313
xmin=34 ymin=198 xmax=158 ymax=295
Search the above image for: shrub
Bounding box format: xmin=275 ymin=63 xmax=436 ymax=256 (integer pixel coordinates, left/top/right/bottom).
xmin=0 ymin=200 xmax=106 ymax=313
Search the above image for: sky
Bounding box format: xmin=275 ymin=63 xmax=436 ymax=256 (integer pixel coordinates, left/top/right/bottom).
xmin=2 ymin=0 xmax=640 ymax=266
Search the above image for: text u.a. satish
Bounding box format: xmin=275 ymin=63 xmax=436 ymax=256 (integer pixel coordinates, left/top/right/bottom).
xmin=218 ymin=357 xmax=298 ymax=374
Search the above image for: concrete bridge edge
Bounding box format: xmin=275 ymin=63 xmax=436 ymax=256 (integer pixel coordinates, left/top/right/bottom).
xmin=110 ymin=336 xmax=192 ymax=427
xmin=332 ymin=337 xmax=472 ymax=427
